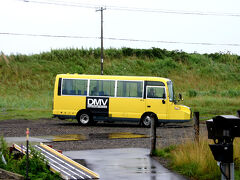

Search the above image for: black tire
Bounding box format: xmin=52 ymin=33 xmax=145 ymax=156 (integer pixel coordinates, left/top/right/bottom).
xmin=141 ymin=114 xmax=155 ymax=128
xmin=77 ymin=112 xmax=92 ymax=126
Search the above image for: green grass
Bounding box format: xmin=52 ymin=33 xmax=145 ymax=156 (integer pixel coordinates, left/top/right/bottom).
xmin=155 ymin=137 xmax=240 ymax=180
xmin=0 ymin=48 xmax=240 ymax=120
xmin=184 ymin=96 xmax=240 ymax=119
xmin=153 ymin=145 xmax=176 ymax=158
xmin=0 ymin=92 xmax=52 ymax=120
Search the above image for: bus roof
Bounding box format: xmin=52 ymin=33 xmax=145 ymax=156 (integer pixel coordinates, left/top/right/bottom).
xmin=56 ymin=74 xmax=171 ymax=83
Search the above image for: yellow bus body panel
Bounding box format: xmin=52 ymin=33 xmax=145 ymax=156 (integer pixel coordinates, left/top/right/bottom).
xmin=109 ymin=98 xmax=145 ymax=119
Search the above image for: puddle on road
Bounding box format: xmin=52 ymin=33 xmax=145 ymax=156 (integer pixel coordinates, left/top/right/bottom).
xmin=136 ymin=165 xmax=157 ymax=174
xmin=5 ymin=132 xmax=151 ymax=144
xmin=53 ymin=134 xmax=86 ymax=142
xmin=88 ymin=132 xmax=150 ymax=140
xmin=109 ymin=132 xmax=149 ymax=139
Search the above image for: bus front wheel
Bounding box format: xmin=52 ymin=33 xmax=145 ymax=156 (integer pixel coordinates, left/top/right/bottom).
xmin=77 ymin=112 xmax=92 ymax=125
xmin=141 ymin=114 xmax=155 ymax=128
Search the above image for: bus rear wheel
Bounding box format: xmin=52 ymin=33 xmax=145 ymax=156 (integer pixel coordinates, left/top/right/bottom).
xmin=77 ymin=112 xmax=92 ymax=126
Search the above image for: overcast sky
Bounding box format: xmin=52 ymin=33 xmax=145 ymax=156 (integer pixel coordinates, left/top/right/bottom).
xmin=1 ymin=0 xmax=240 ymax=55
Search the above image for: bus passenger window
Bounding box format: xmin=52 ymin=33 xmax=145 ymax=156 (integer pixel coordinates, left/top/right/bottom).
xmin=99 ymin=91 xmax=104 ymax=96
xmin=62 ymin=89 xmax=67 ymax=95
xmin=62 ymin=79 xmax=73 ymax=95
xmin=117 ymin=81 xmax=143 ymax=98
xmin=62 ymin=79 xmax=87 ymax=96
xmin=70 ymin=90 xmax=75 ymax=95
xmin=91 ymin=86 xmax=98 ymax=96
xmin=74 ymin=79 xmax=87 ymax=95
xmin=90 ymin=80 xmax=115 ymax=97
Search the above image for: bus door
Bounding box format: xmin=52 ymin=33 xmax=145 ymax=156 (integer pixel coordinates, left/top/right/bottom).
xmin=145 ymin=82 xmax=168 ymax=120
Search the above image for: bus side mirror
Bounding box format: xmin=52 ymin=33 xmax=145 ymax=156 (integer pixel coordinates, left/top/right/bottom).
xmin=179 ymin=93 xmax=183 ymax=101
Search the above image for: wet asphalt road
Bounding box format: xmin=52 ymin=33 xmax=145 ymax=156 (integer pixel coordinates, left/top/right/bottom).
xmin=64 ymin=148 xmax=187 ymax=180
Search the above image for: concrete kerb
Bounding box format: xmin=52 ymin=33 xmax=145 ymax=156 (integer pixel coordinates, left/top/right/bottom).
xmin=0 ymin=168 xmax=24 ymax=180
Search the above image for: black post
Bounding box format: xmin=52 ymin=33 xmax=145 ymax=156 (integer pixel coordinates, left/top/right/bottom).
xmin=96 ymin=7 xmax=106 ymax=75
xmin=150 ymin=116 xmax=156 ymax=156
xmin=26 ymin=128 xmax=29 ymax=180
xmin=193 ymin=112 xmax=199 ymax=143
xmin=100 ymin=7 xmax=104 ymax=75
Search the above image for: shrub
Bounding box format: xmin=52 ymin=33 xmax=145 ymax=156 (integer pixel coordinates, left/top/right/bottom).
xmin=221 ymin=90 xmax=240 ymax=97
xmin=152 ymin=48 xmax=165 ymax=59
xmin=209 ymin=90 xmax=217 ymax=95
xmin=188 ymin=89 xmax=198 ymax=97
xmin=105 ymin=48 xmax=123 ymax=59
xmin=122 ymin=47 xmax=134 ymax=56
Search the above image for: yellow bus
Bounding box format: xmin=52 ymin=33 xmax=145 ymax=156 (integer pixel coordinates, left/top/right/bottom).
xmin=53 ymin=74 xmax=192 ymax=127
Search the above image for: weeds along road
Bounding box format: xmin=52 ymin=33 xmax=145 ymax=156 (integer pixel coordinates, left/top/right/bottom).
xmin=0 ymin=118 xmax=207 ymax=151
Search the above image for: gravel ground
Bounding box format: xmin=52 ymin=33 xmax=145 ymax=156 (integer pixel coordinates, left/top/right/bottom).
xmin=0 ymin=118 xmax=207 ymax=151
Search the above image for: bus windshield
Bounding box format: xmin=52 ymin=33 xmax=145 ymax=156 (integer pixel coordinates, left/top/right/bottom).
xmin=167 ymin=81 xmax=175 ymax=102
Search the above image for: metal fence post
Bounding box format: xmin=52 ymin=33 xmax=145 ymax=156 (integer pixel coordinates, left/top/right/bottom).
xmin=150 ymin=117 xmax=156 ymax=156
xmin=194 ymin=112 xmax=200 ymax=143
xmin=26 ymin=128 xmax=29 ymax=180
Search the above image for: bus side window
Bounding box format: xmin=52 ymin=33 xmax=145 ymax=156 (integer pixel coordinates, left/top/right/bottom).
xmin=91 ymin=86 xmax=98 ymax=96
xmin=162 ymin=90 xmax=166 ymax=98
xmin=75 ymin=79 xmax=88 ymax=96
xmin=99 ymin=91 xmax=104 ymax=96
xmin=147 ymin=88 xmax=156 ymax=98
xmin=62 ymin=79 xmax=73 ymax=95
xmin=117 ymin=81 xmax=143 ymax=98
xmin=104 ymin=91 xmax=109 ymax=96
xmin=62 ymin=89 xmax=67 ymax=95
xmin=90 ymin=79 xmax=115 ymax=97
xmin=70 ymin=90 xmax=75 ymax=95
xmin=147 ymin=86 xmax=166 ymax=99
xmin=101 ymin=80 xmax=115 ymax=97
xmin=62 ymin=79 xmax=87 ymax=96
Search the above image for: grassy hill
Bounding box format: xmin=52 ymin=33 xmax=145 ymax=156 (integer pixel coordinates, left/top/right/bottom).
xmin=0 ymin=48 xmax=240 ymax=120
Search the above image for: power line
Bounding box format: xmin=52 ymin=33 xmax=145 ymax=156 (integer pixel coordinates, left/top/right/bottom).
xmin=1 ymin=32 xmax=240 ymax=47
xmin=106 ymin=37 xmax=240 ymax=47
xmin=17 ymin=0 xmax=240 ymax=17
xmin=19 ymin=0 xmax=98 ymax=9
xmin=0 ymin=32 xmax=97 ymax=39
xmin=108 ymin=6 xmax=240 ymax=17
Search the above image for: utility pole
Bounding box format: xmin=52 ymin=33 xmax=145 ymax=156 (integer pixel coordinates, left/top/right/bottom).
xmin=96 ymin=7 xmax=106 ymax=75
